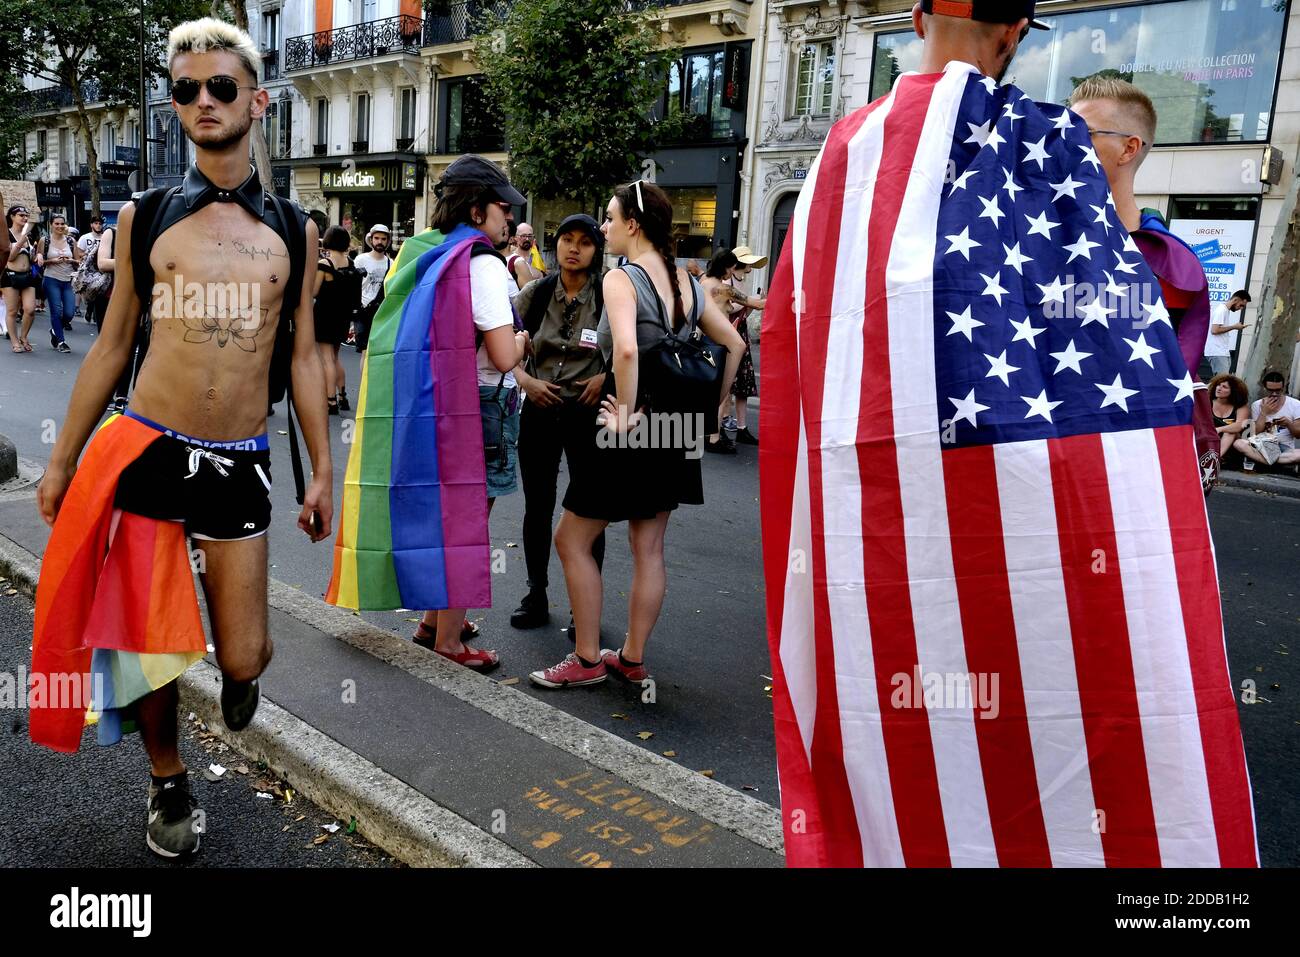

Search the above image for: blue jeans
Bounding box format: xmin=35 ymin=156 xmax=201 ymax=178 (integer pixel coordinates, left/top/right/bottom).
xmin=43 ymin=276 xmax=75 ymax=343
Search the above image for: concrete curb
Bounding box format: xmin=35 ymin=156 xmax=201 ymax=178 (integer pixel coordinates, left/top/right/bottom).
xmin=0 ymin=433 xmax=15 ymax=484
xmin=181 ymin=664 xmax=535 ymax=869
xmin=0 ymin=535 xmax=533 ymax=868
xmin=1216 ymin=471 xmax=1300 ymax=499
xmin=270 ymin=581 xmax=785 ymax=854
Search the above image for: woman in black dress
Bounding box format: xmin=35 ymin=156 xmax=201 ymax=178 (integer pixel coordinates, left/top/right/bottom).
xmin=313 ymin=225 xmax=362 ymax=414
xmin=528 ymin=180 xmax=746 ymax=690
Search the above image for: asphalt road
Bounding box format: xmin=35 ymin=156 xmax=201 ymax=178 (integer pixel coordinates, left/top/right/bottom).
xmin=1 ymin=317 xmax=1296 ymax=867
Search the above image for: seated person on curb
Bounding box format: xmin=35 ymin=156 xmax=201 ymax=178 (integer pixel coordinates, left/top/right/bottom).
xmin=1234 ymin=371 xmax=1300 ymax=469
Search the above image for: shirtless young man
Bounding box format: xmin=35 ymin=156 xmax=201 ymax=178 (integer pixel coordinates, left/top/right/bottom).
xmin=35 ymin=18 xmax=332 ymax=858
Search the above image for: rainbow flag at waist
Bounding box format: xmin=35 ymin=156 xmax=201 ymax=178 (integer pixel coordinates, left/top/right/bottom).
xmin=327 ymin=224 xmax=493 ymax=611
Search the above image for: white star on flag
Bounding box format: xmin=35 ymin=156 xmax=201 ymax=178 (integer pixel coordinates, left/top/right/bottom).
xmin=1113 ymin=251 xmax=1140 ymax=274
xmin=1097 ymin=374 xmax=1140 ymax=412
xmin=984 ymin=350 xmax=1020 ymax=386
xmin=1090 ymin=204 xmax=1111 ymax=232
xmin=946 ymin=305 xmax=984 ymax=341
xmin=1141 ymin=297 xmax=1172 ymax=327
xmin=980 ymin=76 xmax=998 ymax=94
xmin=1050 ymin=339 xmax=1093 ymax=375
xmin=1010 ymin=315 xmax=1045 ymax=348
xmin=1063 ymin=232 xmax=1102 ymax=263
xmin=945 ymin=226 xmax=981 ymax=260
xmin=1022 ymin=390 xmax=1063 ymax=423
xmin=1025 ymin=209 xmax=1060 ymax=239
xmin=1002 ymin=103 xmax=1025 ymax=124
xmin=965 ymin=120 xmax=994 ymax=148
xmin=1101 ymin=270 xmax=1128 ymax=298
xmin=1003 ymin=241 xmax=1033 ymax=274
xmin=949 ymin=168 xmax=978 ymax=195
xmin=1123 ymin=234 xmax=1140 ymax=254
xmin=1037 ymin=275 xmax=1074 ymax=305
xmin=1124 ymin=331 xmax=1162 ymax=368
xmin=1001 ymin=167 xmax=1024 ymax=200
xmin=1078 ymin=144 xmax=1101 ymax=171
xmin=1168 ymin=373 xmax=1196 ymax=401
xmin=1079 ymin=297 xmax=1116 ymax=327
xmin=1052 ymin=110 xmax=1075 ymax=131
xmin=1050 ymin=174 xmax=1085 ymax=202
xmin=985 ymin=125 xmax=1006 ymax=152
xmin=1022 ymin=136 xmax=1052 ymax=170
xmin=979 ymin=194 xmax=1005 ymax=226
xmin=980 ymin=271 xmax=1009 ymax=305
xmin=949 ymin=388 xmax=990 ymax=427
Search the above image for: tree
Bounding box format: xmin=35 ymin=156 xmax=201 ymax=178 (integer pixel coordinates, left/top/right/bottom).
xmin=1241 ymin=164 xmax=1300 ymax=389
xmin=469 ymin=0 xmax=685 ymax=211
xmin=0 ymin=0 xmax=208 ymax=216
xmin=0 ymin=73 xmax=40 ymax=180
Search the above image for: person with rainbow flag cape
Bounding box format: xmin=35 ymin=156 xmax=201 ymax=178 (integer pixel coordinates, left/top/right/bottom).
xmin=326 ymin=155 xmax=531 ymax=671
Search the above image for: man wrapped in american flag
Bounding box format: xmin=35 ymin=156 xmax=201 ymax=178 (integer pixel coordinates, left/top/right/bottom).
xmin=760 ymin=0 xmax=1258 ymax=867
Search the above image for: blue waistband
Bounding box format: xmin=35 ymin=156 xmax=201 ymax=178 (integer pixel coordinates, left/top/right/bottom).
xmin=123 ymin=409 xmax=270 ymax=451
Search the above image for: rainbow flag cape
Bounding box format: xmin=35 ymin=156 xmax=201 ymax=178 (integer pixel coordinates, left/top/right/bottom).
xmin=326 ymin=223 xmax=494 ymax=611
xmin=31 ymin=414 xmax=207 ymax=753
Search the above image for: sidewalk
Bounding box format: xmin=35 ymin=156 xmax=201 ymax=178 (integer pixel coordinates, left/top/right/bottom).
xmin=0 ymin=492 xmax=784 ymax=869
xmin=1216 ymin=468 xmax=1300 ymax=499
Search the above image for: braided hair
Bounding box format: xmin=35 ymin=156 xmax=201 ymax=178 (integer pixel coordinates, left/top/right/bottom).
xmin=613 ymin=180 xmax=685 ymax=331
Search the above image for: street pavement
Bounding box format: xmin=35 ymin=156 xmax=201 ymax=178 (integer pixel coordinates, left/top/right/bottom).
xmin=1 ymin=316 xmax=1297 ymax=867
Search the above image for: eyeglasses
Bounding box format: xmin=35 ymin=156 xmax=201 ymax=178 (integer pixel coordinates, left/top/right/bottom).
xmin=490 ymin=201 xmax=512 ymax=212
xmin=172 ymin=75 xmax=258 ymax=105
xmin=1088 ymin=127 xmax=1148 ymax=148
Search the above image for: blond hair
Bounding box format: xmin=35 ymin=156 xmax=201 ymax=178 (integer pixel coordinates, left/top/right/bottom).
xmin=1069 ymin=75 xmax=1157 ymax=151
xmin=167 ymin=18 xmax=260 ymax=82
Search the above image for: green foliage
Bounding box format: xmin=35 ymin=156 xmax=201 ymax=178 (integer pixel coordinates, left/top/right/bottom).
xmin=471 ymin=0 xmax=684 ymax=205
xmin=0 ymin=73 xmax=38 ymax=179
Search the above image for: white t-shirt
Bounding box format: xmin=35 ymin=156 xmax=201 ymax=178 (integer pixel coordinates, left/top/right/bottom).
xmin=76 ymin=232 xmax=101 ymax=254
xmin=1204 ymin=303 xmax=1242 ymax=357
xmin=1249 ymin=394 xmax=1300 ymax=449
xmin=355 ymin=252 xmax=389 ymax=308
xmin=470 ymin=253 xmax=516 ymax=388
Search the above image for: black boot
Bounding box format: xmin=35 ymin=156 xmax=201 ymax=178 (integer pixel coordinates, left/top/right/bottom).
xmin=220 ymin=677 xmax=260 ymax=732
xmin=338 ymin=389 xmax=351 ymax=412
xmin=510 ymin=589 xmax=550 ymax=629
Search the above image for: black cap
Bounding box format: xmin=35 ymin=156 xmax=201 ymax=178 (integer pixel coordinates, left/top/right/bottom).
xmin=921 ymin=0 xmax=1050 ymax=30
xmin=555 ymin=213 xmax=604 ymax=250
xmin=437 ymin=154 xmax=527 ymax=206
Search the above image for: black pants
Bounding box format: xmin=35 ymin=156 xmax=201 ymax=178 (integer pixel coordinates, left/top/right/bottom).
xmin=518 ymin=397 xmax=606 ymax=591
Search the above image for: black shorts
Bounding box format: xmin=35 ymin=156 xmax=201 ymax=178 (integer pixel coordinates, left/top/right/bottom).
xmin=2 ymin=269 xmax=37 ymax=290
xmin=114 ymin=431 xmax=274 ymax=541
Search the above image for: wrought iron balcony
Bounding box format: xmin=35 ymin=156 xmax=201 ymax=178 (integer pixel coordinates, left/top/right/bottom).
xmin=422 ymin=1 xmax=510 ymax=47
xmin=395 ymin=136 xmax=415 ymax=152
xmin=352 ymin=140 xmax=369 ymax=153
xmin=24 ymin=78 xmax=104 ymax=114
xmin=313 ymin=143 xmax=328 ymax=156
xmin=285 ymin=14 xmax=424 ymax=71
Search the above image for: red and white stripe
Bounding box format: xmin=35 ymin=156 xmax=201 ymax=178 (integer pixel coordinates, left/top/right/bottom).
xmin=761 ymin=62 xmax=1258 ymax=867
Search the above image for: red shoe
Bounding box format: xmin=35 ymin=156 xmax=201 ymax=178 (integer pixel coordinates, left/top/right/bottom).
xmin=413 ymin=619 xmax=479 ymax=646
xmin=434 ymin=644 xmax=499 ymax=671
xmin=529 ymin=653 xmax=606 ymax=689
xmin=601 ymin=649 xmax=648 ymax=683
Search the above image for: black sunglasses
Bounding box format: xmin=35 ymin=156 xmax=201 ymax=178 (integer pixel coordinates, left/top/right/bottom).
xmin=172 ymin=75 xmax=257 ymax=105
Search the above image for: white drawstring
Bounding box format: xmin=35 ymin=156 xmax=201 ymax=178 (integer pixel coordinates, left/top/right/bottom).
xmin=184 ymin=447 xmax=236 ymax=479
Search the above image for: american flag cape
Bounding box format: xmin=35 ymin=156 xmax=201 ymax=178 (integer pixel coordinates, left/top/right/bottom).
xmin=760 ymin=62 xmax=1258 ymax=867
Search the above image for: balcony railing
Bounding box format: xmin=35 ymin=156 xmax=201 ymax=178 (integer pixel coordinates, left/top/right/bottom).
xmin=352 ymin=140 xmax=369 ymax=153
xmin=422 ymin=0 xmax=511 ymax=46
xmin=396 ymin=136 xmax=414 ymax=152
xmin=262 ymin=49 xmax=280 ymax=81
xmin=285 ymin=13 xmax=423 ymax=71
xmin=313 ymin=143 xmax=328 ymax=156
xmin=24 ymin=78 xmax=104 ymax=114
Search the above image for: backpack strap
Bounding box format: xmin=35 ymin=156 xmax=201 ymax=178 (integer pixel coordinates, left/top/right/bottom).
xmin=268 ymin=194 xmax=308 ymax=506
xmin=129 ymin=186 xmax=180 ymax=311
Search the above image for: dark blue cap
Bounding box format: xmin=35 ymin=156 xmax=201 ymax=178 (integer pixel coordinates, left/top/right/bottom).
xmin=556 ymin=213 xmax=604 ymax=250
xmin=921 ymin=0 xmax=1050 ymax=29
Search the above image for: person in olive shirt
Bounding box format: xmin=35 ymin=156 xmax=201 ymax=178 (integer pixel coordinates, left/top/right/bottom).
xmin=510 ymin=214 xmax=608 ymax=630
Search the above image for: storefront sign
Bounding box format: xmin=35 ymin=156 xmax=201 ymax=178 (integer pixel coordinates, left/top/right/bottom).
xmin=321 ymin=163 xmax=414 ymax=193
xmin=272 ymin=166 xmax=291 ymax=198
xmin=114 ymin=146 xmax=140 ymax=166
xmin=1169 ymin=217 xmax=1254 ymax=350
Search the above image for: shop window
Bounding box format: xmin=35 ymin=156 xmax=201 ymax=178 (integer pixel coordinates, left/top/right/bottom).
xmin=444 ymin=76 xmax=504 ymax=154
xmin=870 ymin=0 xmax=1288 ymax=145
xmin=792 ymin=40 xmax=836 ymax=118
xmin=665 ymin=186 xmax=723 ymax=260
xmin=661 ymin=47 xmax=732 ymax=141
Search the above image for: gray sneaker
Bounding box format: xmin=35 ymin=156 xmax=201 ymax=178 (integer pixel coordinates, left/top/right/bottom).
xmin=146 ymin=774 xmax=203 ymax=858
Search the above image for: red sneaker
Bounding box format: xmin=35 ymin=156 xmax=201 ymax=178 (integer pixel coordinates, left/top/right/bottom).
xmin=601 ymin=649 xmax=648 ymax=683
xmin=529 ymin=653 xmax=606 ymax=689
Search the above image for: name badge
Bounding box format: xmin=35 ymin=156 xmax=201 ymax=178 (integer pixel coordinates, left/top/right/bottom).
xmin=579 ymin=328 xmax=599 ymax=349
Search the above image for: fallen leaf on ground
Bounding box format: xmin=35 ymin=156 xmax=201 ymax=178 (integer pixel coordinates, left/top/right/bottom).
xmin=611 ymin=713 xmax=628 ymax=720
xmin=699 ymin=769 xmax=715 ymax=778
xmin=295 ymin=814 xmax=306 ymax=822
xmin=235 ymin=765 xmax=249 ymax=775
xmin=498 ymin=677 xmax=520 ymax=686
xmin=636 ymin=731 xmax=653 ymax=740
xmin=312 ymin=834 xmax=329 ymax=845
xmin=405 ymin=617 xmax=419 ymax=622
xmin=662 ymin=750 xmax=676 ymax=757
xmin=282 ymin=825 xmax=291 ymax=832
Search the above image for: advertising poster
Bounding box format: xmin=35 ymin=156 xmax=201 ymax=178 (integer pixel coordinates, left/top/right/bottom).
xmin=1169 ymin=218 xmax=1254 ymax=352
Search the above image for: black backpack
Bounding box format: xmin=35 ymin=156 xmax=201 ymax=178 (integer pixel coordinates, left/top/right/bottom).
xmin=129 ymin=185 xmax=310 ymax=504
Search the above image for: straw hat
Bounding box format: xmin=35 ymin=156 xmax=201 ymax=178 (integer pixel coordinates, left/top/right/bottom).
xmin=732 ymin=245 xmax=768 ymax=268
